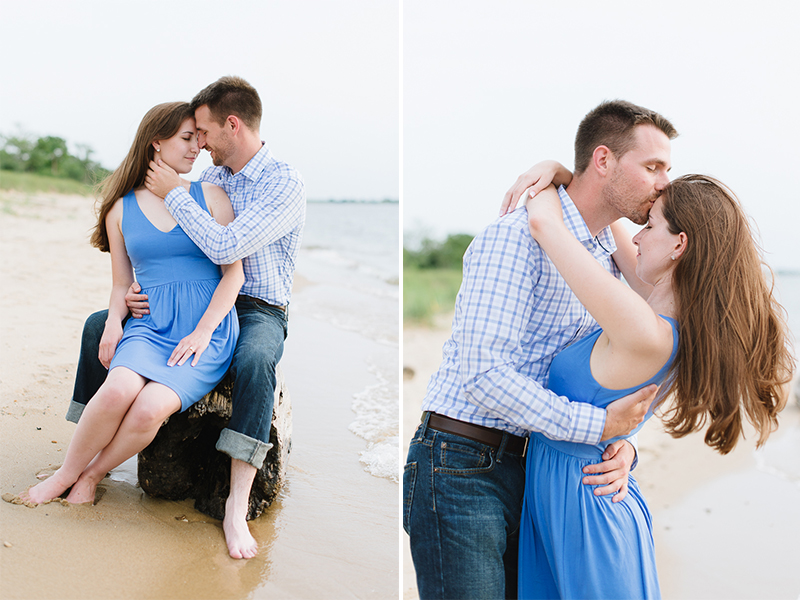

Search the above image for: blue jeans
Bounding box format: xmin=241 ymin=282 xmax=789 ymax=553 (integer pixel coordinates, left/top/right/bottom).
xmin=65 ymin=296 xmax=288 ymax=469
xmin=404 ymin=413 xmax=527 ymax=600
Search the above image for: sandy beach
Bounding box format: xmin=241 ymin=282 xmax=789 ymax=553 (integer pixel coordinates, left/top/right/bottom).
xmin=0 ymin=190 xmax=399 ymax=599
xmin=402 ymin=319 xmax=800 ymax=600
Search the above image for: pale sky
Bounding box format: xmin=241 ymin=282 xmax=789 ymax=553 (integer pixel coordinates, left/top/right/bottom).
xmin=2 ymin=1 xmax=798 ymax=270
xmin=403 ymin=0 xmax=800 ymax=272
xmin=0 ymin=0 xmax=399 ymax=201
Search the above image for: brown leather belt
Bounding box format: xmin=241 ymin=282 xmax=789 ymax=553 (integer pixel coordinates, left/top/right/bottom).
xmin=426 ymin=412 xmax=528 ymax=456
xmin=237 ymin=295 xmax=285 ymax=312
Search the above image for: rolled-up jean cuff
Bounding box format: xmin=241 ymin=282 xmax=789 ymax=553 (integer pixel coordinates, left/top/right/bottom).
xmin=65 ymin=400 xmax=86 ymax=424
xmin=216 ymin=428 xmax=273 ymax=469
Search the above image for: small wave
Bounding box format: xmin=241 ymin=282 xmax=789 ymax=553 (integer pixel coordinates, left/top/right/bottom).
xmin=304 ymin=308 xmax=397 ymax=346
xmin=305 ymin=247 xmax=358 ymax=269
xmin=349 ymin=365 xmax=399 ymax=482
xmin=304 ymin=247 xmax=398 ymax=286
xmin=358 ymin=436 xmax=400 ymax=482
xmin=108 ymin=455 xmax=139 ymax=486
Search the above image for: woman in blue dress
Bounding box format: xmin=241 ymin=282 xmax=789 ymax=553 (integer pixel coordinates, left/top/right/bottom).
xmin=515 ymin=168 xmax=793 ymax=599
xmin=23 ymin=102 xmax=243 ymax=506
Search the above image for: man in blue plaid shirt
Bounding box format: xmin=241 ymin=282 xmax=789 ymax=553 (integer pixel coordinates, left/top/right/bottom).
xmin=405 ymin=100 xmax=677 ymax=599
xmin=67 ymin=77 xmax=305 ymax=560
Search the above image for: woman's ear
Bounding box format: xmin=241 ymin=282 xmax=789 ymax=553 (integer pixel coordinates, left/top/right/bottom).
xmin=152 ymin=141 xmax=161 ymax=153
xmin=673 ymin=232 xmax=688 ymax=259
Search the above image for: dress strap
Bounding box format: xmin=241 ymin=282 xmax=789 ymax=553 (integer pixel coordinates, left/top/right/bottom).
xmin=120 ymin=189 xmax=144 ymax=235
xmin=189 ymin=181 xmax=212 ymax=215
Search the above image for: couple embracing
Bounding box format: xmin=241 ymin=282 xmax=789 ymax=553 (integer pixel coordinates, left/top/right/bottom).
xmin=404 ymin=100 xmax=794 ymax=599
xmin=22 ymin=76 xmax=305 ymax=560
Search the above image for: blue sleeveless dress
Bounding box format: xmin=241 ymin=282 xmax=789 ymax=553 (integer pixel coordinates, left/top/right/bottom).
xmin=518 ymin=316 xmax=678 ymax=599
xmin=108 ymin=182 xmax=239 ymax=412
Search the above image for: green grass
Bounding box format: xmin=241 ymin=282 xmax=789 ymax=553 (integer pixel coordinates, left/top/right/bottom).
xmin=404 ymin=267 xmax=463 ymax=324
xmin=0 ymin=170 xmax=94 ymax=195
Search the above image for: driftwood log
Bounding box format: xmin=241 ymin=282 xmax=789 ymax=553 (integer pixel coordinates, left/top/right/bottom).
xmin=137 ymin=365 xmax=291 ymax=521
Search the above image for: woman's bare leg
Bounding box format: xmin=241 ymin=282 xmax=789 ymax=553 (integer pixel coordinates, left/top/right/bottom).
xmin=66 ymin=382 xmax=181 ymax=504
xmin=22 ymin=367 xmax=146 ymax=504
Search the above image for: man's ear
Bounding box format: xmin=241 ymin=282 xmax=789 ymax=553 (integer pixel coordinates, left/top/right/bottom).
xmin=227 ymin=115 xmax=242 ymax=136
xmin=592 ymin=145 xmax=613 ymax=177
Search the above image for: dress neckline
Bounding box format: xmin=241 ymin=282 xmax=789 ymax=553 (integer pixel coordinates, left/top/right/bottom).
xmin=130 ymin=188 xmax=181 ymax=234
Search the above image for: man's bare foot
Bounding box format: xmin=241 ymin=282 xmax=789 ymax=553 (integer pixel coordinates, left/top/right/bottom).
xmin=223 ymin=497 xmax=258 ymax=559
xmin=20 ymin=470 xmax=74 ymax=504
xmin=65 ymin=473 xmax=98 ymax=505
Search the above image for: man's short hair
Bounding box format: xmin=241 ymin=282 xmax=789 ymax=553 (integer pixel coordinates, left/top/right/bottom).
xmin=191 ymin=76 xmax=262 ymax=131
xmin=574 ymin=100 xmax=678 ymax=174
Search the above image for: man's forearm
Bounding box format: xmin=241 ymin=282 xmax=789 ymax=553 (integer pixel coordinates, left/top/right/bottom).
xmin=164 ymin=185 xmax=304 ymax=264
xmin=463 ymin=365 xmax=606 ymax=443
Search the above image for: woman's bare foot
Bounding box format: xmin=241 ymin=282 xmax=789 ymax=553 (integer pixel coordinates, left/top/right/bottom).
xmin=223 ymin=497 xmax=258 ymax=559
xmin=35 ymin=465 xmax=59 ymax=480
xmin=19 ymin=470 xmax=75 ymax=504
xmin=65 ymin=473 xmax=99 ymax=505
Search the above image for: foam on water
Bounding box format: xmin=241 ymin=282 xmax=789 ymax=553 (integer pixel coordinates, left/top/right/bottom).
xmin=108 ymin=454 xmax=138 ymax=486
xmin=349 ymin=362 xmax=400 ymax=482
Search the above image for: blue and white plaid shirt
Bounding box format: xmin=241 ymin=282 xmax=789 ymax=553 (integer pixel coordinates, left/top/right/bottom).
xmin=422 ymin=185 xmax=620 ymax=443
xmin=164 ymin=143 xmax=305 ymax=306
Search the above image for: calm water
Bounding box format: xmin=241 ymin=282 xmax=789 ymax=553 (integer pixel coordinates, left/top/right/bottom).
xmin=292 ymin=201 xmax=400 ymax=481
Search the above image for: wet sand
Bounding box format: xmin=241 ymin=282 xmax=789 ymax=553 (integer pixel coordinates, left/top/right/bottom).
xmin=0 ymin=191 xmax=398 ymax=599
xmin=402 ymin=319 xmax=800 ymax=600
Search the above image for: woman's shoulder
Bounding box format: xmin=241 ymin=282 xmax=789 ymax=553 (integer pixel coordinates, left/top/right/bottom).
xmin=200 ymin=182 xmax=234 ymax=223
xmin=200 ymin=181 xmax=227 ymax=199
xmin=603 ymin=311 xmax=676 ymax=362
xmin=103 ymin=196 xmax=126 ymax=232
xmin=108 ymin=195 xmax=125 ymax=215
xmin=658 ymin=314 xmax=680 ymax=353
xmin=200 ymin=181 xmax=231 ymax=208
xmin=633 ymin=314 xmax=678 ymax=368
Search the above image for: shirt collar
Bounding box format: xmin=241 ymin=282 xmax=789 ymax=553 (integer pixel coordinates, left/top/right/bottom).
xmin=239 ymin=142 xmax=273 ymax=181
xmin=557 ymin=185 xmax=617 ymax=255
xmin=219 ymin=142 xmax=273 ymax=182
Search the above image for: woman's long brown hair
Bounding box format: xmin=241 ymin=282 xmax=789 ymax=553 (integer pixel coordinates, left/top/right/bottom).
xmin=658 ymin=175 xmax=794 ymax=454
xmin=90 ymin=102 xmax=193 ymax=252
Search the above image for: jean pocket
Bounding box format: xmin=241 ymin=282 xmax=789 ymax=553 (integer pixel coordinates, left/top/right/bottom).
xmin=402 ymin=462 xmax=417 ymax=534
xmin=436 ymin=439 xmax=494 ymax=474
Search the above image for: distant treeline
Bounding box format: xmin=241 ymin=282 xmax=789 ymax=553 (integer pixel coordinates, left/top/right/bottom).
xmin=0 ymin=132 xmax=109 ymax=184
xmin=403 ymin=233 xmax=474 ymax=323
xmin=404 ymin=233 xmax=474 ymax=270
